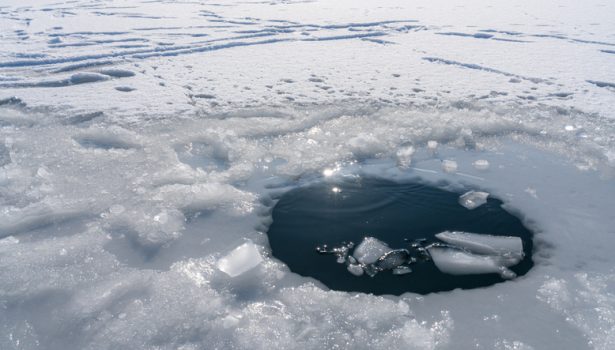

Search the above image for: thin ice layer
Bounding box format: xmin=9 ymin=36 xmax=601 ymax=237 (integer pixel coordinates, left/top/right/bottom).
xmin=435 ymin=231 xmax=524 ymax=257
xmin=427 ymin=246 xmax=518 ymax=279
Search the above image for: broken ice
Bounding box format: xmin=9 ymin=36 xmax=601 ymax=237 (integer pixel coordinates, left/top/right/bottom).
xmin=347 ymin=264 xmax=364 ymax=276
xmin=435 ymin=231 xmax=524 ymax=258
xmin=458 ymin=190 xmax=489 ymax=210
xmin=353 ymin=237 xmax=392 ymax=265
xmin=375 ymin=249 xmax=410 ymax=270
xmin=427 ymin=246 xmax=518 ymax=279
xmin=317 ymin=230 xmax=524 ymax=279
xmin=216 ymin=241 xmax=263 ymax=278
xmin=429 ymin=231 xmax=524 ymax=279
xmin=320 ymin=237 xmax=416 ymax=278
xmin=392 ymin=266 xmax=412 ymax=275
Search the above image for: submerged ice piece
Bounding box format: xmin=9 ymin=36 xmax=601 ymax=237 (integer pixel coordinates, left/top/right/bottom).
xmin=435 ymin=231 xmax=524 ymax=258
xmin=375 ymin=249 xmax=410 ymax=270
xmin=316 ymin=242 xmax=354 ymax=263
xmin=427 ymin=246 xmax=519 ymax=279
xmin=430 ymin=231 xmax=525 ymax=279
xmin=458 ymin=190 xmax=489 ymax=210
xmin=217 ymin=241 xmax=263 ymax=278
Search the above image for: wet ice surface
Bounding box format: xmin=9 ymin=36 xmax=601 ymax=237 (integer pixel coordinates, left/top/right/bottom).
xmin=268 ymin=178 xmax=533 ymax=294
xmin=1 ymin=0 xmax=615 ymax=349
xmin=458 ymin=190 xmax=490 ymax=210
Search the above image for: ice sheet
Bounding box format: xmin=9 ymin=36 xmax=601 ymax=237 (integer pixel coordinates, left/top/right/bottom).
xmin=1 ymin=0 xmax=615 ymax=349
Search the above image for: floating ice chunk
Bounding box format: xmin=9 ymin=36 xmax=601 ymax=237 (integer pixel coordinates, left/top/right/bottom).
xmin=427 ymin=140 xmax=438 ymax=150
xmin=396 ymin=145 xmax=415 ymax=167
xmin=473 ymin=159 xmax=490 ymax=170
xmin=353 ymin=237 xmax=392 ymax=265
xmin=435 ymin=231 xmax=524 ymax=258
xmin=427 ymin=246 xmax=518 ymax=279
xmin=442 ymin=160 xmax=458 ymax=173
xmin=375 ymin=249 xmax=410 ymax=270
xmin=347 ymin=264 xmax=364 ymax=276
xmin=217 ymin=241 xmax=263 ymax=278
xmin=392 ymin=266 xmax=412 ymax=275
xmin=458 ymin=190 xmax=489 ymax=209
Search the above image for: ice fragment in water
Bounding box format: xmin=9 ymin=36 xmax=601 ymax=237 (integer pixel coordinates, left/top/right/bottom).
xmin=435 ymin=231 xmax=524 ymax=258
xmin=217 ymin=241 xmax=263 ymax=277
xmin=392 ymin=266 xmax=412 ymax=275
xmin=427 ymin=246 xmax=518 ymax=279
xmin=427 ymin=140 xmax=438 ymax=150
xmin=442 ymin=160 xmax=458 ymax=173
xmin=363 ymin=264 xmax=379 ymax=278
xmin=347 ymin=264 xmax=364 ymax=276
xmin=316 ymin=242 xmax=353 ymax=263
xmin=458 ymin=190 xmax=489 ymax=209
xmin=375 ymin=249 xmax=410 ymax=270
xmin=353 ymin=237 xmax=392 ymax=264
xmin=473 ymin=159 xmax=490 ymax=170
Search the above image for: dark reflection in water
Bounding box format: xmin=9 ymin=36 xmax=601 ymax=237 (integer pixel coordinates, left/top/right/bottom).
xmin=267 ymin=177 xmax=534 ymax=295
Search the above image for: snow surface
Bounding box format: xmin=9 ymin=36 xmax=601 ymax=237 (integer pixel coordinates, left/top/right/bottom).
xmin=1 ymin=0 xmax=615 ymax=349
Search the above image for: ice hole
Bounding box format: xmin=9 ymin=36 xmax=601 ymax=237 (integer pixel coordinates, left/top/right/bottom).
xmin=267 ymin=177 xmax=534 ymax=295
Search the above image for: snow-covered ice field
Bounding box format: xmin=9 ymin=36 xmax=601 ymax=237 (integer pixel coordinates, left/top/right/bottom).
xmin=1 ymin=0 xmax=615 ymax=349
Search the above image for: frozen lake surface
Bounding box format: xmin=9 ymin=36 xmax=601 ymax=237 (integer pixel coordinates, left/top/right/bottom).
xmin=1 ymin=0 xmax=615 ymax=349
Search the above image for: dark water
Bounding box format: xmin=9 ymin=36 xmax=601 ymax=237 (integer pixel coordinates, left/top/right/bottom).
xmin=267 ymin=177 xmax=534 ymax=295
